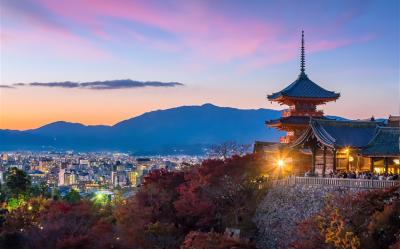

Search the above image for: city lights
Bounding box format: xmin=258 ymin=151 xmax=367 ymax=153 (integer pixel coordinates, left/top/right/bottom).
xmin=277 ymin=159 xmax=285 ymax=168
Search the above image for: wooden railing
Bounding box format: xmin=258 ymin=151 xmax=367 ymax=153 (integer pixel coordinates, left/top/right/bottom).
xmin=268 ymin=176 xmax=400 ymax=189
xmin=281 ymin=109 xmax=324 ymax=117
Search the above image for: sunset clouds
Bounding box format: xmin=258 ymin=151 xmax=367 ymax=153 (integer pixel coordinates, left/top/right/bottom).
xmin=13 ymin=80 xmax=184 ymax=90
xmin=0 ymin=0 xmax=398 ymax=130
xmin=1 ymin=0 xmax=370 ymax=65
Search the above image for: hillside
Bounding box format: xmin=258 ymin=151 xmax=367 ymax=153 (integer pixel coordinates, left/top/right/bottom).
xmin=0 ymin=104 xmax=283 ymax=154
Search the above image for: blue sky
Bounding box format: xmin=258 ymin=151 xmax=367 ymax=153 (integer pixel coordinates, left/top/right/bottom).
xmin=0 ymin=0 xmax=399 ymax=129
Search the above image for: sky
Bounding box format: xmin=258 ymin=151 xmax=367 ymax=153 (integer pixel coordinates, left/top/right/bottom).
xmin=0 ymin=0 xmax=399 ymax=130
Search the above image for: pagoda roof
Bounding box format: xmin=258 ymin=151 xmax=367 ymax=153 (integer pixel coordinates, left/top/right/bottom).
xmin=267 ymin=31 xmax=340 ymax=103
xmin=361 ymin=127 xmax=400 ymax=157
xmin=291 ymin=118 xmax=383 ymax=149
xmin=266 ymin=116 xmax=311 ymax=126
xmin=267 ymin=73 xmax=340 ymax=101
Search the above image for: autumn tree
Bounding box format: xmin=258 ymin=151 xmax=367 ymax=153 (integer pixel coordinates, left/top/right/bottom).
xmin=291 ymin=187 xmax=400 ymax=249
xmin=366 ymin=200 xmax=400 ymax=249
xmin=174 ymin=155 xmax=266 ymax=236
xmin=115 ymin=169 xmax=186 ymax=248
xmin=1 ymin=197 xmax=48 ymax=233
xmin=319 ymin=208 xmax=360 ymax=249
xmin=38 ymin=201 xmax=120 ymax=249
xmin=180 ymin=231 xmax=258 ymax=249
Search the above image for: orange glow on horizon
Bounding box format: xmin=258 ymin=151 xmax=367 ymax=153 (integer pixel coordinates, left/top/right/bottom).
xmin=0 ymin=83 xmax=397 ymax=130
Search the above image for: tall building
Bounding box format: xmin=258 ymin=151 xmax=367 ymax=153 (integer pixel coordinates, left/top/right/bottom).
xmin=136 ymin=158 xmax=151 ymax=176
xmin=58 ymin=168 xmax=65 ymax=186
xmin=64 ymin=172 xmax=76 ymax=186
xmin=0 ymin=171 xmax=4 ymax=184
xmin=111 ymin=171 xmax=118 ymax=188
xmin=127 ymin=171 xmax=138 ymax=187
xmin=116 ymin=164 xmax=125 ymax=171
xmin=266 ymin=31 xmax=340 ymax=143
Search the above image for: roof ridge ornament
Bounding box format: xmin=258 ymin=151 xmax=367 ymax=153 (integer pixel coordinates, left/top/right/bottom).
xmin=300 ymin=30 xmax=306 ymax=77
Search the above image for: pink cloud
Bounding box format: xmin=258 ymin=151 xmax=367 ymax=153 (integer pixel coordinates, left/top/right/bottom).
xmin=2 ymin=0 xmax=372 ymax=67
xmin=1 ymin=1 xmax=113 ymax=61
xmin=2 ymin=26 xmax=112 ymax=61
xmin=29 ymin=0 xmax=280 ymax=60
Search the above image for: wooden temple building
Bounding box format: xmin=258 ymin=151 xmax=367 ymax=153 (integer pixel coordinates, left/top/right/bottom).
xmin=257 ymin=31 xmax=400 ymax=176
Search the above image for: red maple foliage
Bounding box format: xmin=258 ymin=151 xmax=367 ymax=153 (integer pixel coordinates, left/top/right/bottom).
xmin=115 ymin=169 xmax=186 ymax=248
xmin=180 ymin=231 xmax=258 ymax=249
xmin=1 ymin=154 xmax=268 ymax=249
xmin=174 ymin=155 xmax=266 ymax=233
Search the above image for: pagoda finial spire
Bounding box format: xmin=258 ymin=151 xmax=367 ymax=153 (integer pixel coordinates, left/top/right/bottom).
xmin=300 ymin=30 xmax=306 ymax=75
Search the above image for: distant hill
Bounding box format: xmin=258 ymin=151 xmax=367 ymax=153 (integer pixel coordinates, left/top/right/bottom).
xmin=0 ymin=104 xmax=283 ymax=154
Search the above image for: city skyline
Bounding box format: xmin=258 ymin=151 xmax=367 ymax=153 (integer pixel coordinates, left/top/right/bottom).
xmin=1 ymin=0 xmax=399 ymax=130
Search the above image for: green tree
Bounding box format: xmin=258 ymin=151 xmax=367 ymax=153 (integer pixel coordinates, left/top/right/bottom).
xmin=63 ymin=189 xmax=81 ymax=204
xmin=0 ymin=182 xmax=7 ymax=202
xmin=6 ymin=168 xmax=31 ymax=197
xmin=30 ymin=182 xmax=51 ymax=198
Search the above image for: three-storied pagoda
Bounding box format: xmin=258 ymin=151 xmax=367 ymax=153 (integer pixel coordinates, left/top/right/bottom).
xmin=266 ymin=31 xmax=340 ymax=143
xmin=258 ymin=31 xmax=400 ymax=176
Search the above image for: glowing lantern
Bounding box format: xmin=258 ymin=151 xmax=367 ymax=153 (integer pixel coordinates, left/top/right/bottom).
xmin=277 ymin=159 xmax=285 ymax=168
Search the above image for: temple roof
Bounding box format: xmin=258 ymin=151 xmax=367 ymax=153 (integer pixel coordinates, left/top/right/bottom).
xmin=291 ymin=118 xmax=383 ymax=149
xmin=267 ymin=73 xmax=340 ymax=101
xmin=361 ymin=127 xmax=400 ymax=157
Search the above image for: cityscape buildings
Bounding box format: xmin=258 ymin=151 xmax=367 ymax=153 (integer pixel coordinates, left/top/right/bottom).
xmin=0 ymin=152 xmax=202 ymax=197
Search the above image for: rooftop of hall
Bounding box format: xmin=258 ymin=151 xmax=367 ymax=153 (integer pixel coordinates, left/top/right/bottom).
xmin=361 ymin=127 xmax=400 ymax=157
xmin=291 ymin=118 xmax=386 ymax=149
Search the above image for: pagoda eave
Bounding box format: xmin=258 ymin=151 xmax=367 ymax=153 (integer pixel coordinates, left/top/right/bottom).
xmin=267 ymin=123 xmax=308 ymax=129
xmin=269 ymin=96 xmax=339 ymax=105
xmin=266 ymin=118 xmax=310 ymax=129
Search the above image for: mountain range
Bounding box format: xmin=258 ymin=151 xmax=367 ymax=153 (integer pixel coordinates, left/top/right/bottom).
xmin=0 ymin=104 xmax=284 ymax=154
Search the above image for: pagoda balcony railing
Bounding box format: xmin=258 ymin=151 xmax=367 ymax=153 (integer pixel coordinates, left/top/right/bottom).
xmin=282 ymin=109 xmax=324 ymax=117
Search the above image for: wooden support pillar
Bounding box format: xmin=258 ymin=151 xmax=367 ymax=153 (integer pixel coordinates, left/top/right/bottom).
xmin=370 ymin=157 xmax=374 ymax=173
xmin=322 ymin=146 xmax=327 ymax=177
xmin=311 ymin=145 xmax=316 ymax=176
xmin=346 ymin=154 xmax=350 ymax=172
xmin=397 ymin=158 xmax=400 ymax=174
xmin=384 ymin=157 xmax=389 ymax=174
xmin=333 ymin=148 xmax=337 ymax=174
